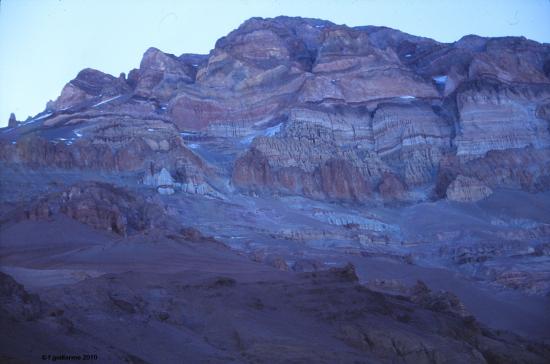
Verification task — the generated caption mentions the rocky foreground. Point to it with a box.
[1,16,550,363]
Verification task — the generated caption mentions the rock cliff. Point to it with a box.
[3,16,549,203]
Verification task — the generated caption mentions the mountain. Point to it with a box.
[3,16,550,202]
[1,16,550,363]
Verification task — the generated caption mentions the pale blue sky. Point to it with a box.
[1,0,549,126]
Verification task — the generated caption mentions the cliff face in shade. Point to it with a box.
[1,16,549,203]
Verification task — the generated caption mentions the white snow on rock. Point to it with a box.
[399,95,415,99]
[433,75,448,84]
[241,123,283,144]
[188,143,200,149]
[92,95,122,108]
[147,128,155,132]
[404,54,412,58]
[264,123,282,137]
[26,112,53,124]
[73,130,83,138]
[240,134,256,145]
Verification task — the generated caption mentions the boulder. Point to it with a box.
[446,175,493,202]
[157,186,175,195]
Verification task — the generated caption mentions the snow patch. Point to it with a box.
[73,130,83,138]
[27,112,53,124]
[180,132,196,137]
[404,54,412,58]
[188,143,200,149]
[399,95,415,99]
[240,123,283,144]
[433,75,448,85]
[240,134,256,145]
[11,141,16,145]
[264,123,282,137]
[92,95,122,108]
[147,128,155,132]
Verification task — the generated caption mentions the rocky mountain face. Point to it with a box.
[1,16,550,362]
[3,16,548,203]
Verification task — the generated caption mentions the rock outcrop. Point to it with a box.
[454,81,550,158]
[0,116,217,198]
[410,280,470,318]
[144,167,176,195]
[11,182,162,236]
[7,113,17,128]
[128,47,203,102]
[52,68,131,111]
[0,272,42,321]
[446,175,493,202]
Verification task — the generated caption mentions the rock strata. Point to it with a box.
[2,16,550,202]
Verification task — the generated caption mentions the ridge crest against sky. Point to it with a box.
[1,0,549,126]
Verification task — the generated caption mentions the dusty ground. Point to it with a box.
[1,165,549,363]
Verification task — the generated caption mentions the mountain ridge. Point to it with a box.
[2,16,550,204]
